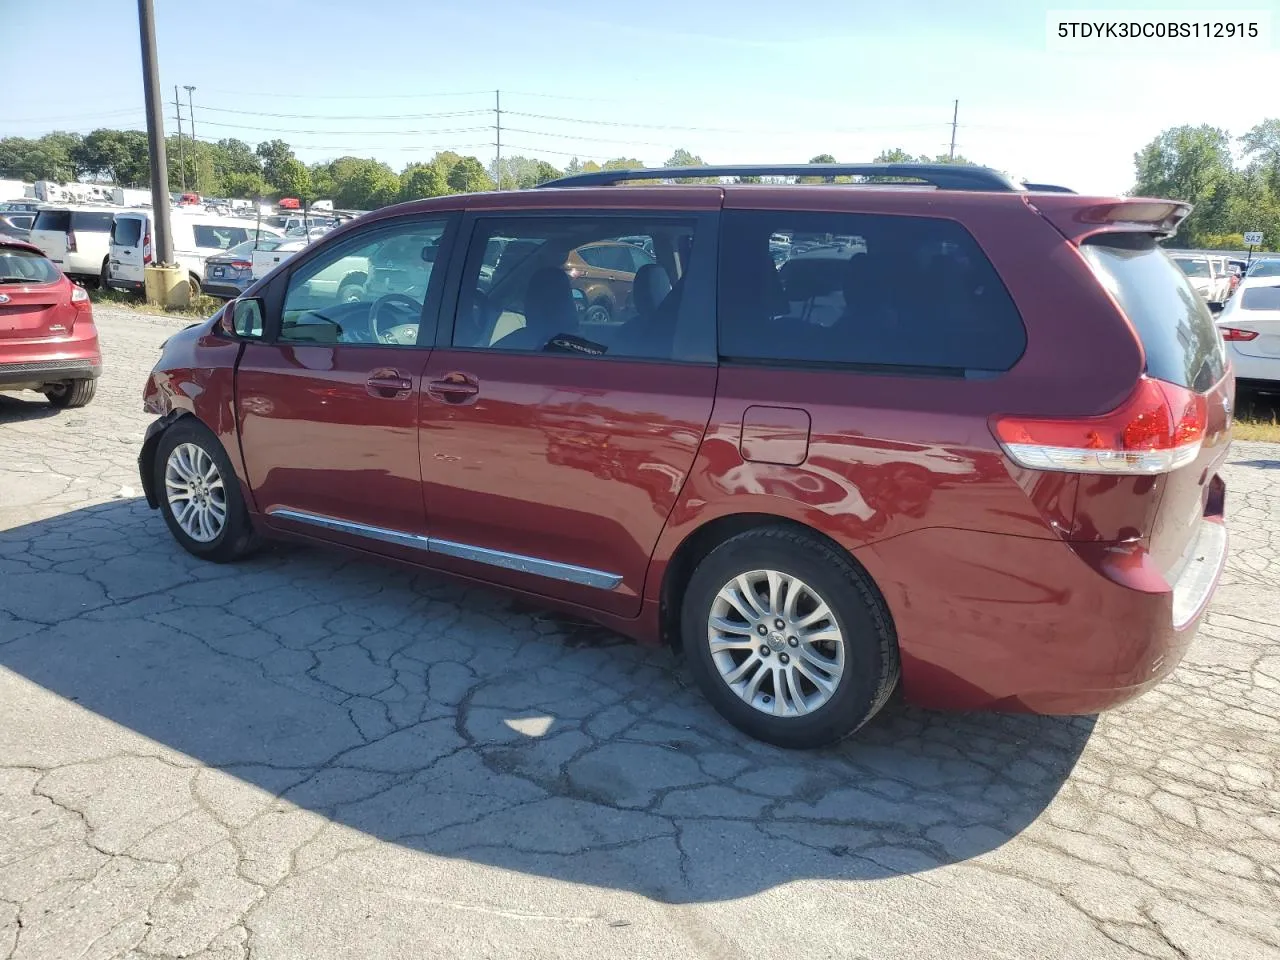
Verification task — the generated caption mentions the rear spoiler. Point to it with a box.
[1026,195,1192,243]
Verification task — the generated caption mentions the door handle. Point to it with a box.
[366,369,413,399]
[426,372,480,404]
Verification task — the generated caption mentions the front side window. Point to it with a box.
[718,209,1026,372]
[279,219,448,346]
[453,217,702,361]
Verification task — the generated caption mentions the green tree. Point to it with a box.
[275,157,313,202]
[1133,125,1234,247]
[664,148,715,184]
[256,139,297,193]
[73,129,150,186]
[874,148,918,164]
[400,162,448,200]
[221,171,268,199]
[446,156,494,193]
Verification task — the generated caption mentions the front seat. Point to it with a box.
[491,267,578,351]
[632,263,671,321]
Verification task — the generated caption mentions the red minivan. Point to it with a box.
[0,238,101,408]
[137,164,1232,748]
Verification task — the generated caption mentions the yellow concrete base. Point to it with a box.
[143,265,189,308]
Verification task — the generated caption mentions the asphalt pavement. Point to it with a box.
[1,306,1277,960]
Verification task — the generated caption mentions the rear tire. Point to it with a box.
[188,274,202,299]
[680,526,899,749]
[99,258,110,290]
[153,418,259,562]
[45,379,96,408]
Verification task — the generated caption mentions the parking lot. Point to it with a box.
[1,306,1277,960]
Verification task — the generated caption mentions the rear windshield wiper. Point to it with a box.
[0,277,37,284]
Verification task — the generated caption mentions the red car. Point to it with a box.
[0,238,101,408]
[138,163,1232,748]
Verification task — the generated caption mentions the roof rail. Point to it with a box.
[537,163,1021,192]
[1022,182,1076,194]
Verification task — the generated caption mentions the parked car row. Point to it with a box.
[1217,256,1280,393]
[136,163,1233,748]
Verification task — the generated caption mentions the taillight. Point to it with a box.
[991,376,1207,475]
[65,231,76,253]
[143,230,152,265]
[1221,328,1258,341]
[229,259,251,269]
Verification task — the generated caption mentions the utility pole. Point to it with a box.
[137,0,172,264]
[494,89,502,190]
[949,99,959,161]
[173,85,186,190]
[184,85,198,194]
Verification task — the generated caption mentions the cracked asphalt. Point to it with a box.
[1,306,1278,960]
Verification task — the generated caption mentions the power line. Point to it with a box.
[0,108,144,123]
[502,126,682,149]
[503,109,949,138]
[198,87,493,101]
[194,105,490,121]
[192,119,493,136]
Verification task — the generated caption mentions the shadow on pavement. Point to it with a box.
[0,393,61,422]
[0,498,1095,903]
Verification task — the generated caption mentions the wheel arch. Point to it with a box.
[657,512,887,653]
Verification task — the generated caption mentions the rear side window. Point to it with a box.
[1241,285,1280,311]
[71,212,114,232]
[718,210,1026,373]
[112,217,143,247]
[0,247,60,284]
[1082,235,1226,392]
[193,225,250,249]
[33,210,71,232]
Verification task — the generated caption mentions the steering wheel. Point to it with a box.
[368,293,421,345]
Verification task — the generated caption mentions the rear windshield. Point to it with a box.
[32,209,71,232]
[1241,285,1280,311]
[71,212,114,232]
[1082,235,1226,392]
[0,247,60,284]
[1173,257,1211,278]
[112,217,143,247]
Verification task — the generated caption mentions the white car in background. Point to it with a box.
[1170,253,1231,307]
[1217,276,1280,392]
[107,211,282,297]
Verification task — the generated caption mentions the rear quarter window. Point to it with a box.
[718,209,1026,373]
[32,210,71,232]
[71,212,115,232]
[1081,235,1226,392]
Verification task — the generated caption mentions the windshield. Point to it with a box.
[1173,258,1211,278]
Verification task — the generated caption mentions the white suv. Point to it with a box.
[29,205,121,285]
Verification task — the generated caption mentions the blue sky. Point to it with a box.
[2,0,1276,193]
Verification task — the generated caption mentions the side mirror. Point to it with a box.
[218,297,265,339]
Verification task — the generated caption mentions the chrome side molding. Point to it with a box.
[265,507,623,590]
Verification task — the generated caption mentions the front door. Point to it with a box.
[420,212,719,617]
[235,214,455,560]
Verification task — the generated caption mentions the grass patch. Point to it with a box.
[89,286,221,319]
[1233,391,1280,443]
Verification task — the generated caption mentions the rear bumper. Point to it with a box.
[0,326,102,388]
[859,511,1229,715]
[203,279,248,299]
[107,278,145,293]
[1227,348,1280,386]
[0,356,102,388]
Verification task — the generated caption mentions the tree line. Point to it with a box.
[1,128,985,209]
[1133,119,1280,250]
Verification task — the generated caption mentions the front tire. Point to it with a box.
[681,526,899,749]
[154,419,258,562]
[45,379,97,408]
[584,301,612,325]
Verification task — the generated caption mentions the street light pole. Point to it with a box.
[136,0,172,264]
[184,85,198,195]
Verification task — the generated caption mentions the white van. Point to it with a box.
[107,211,282,296]
[30,205,122,284]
